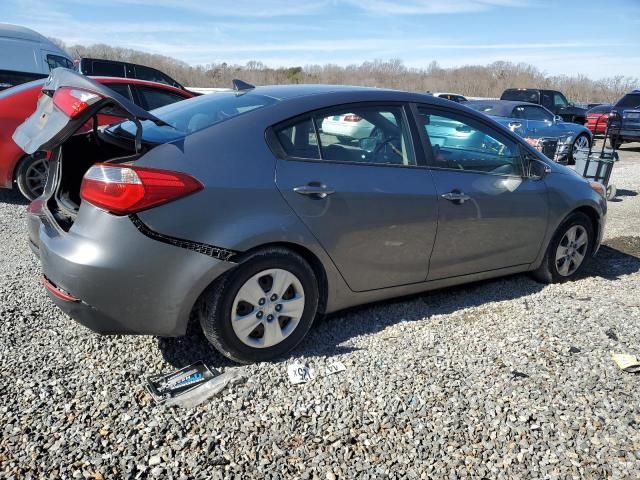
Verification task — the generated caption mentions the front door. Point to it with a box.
[414,105,549,280]
[273,104,439,292]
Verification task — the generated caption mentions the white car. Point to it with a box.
[320,111,399,142]
[320,113,375,141]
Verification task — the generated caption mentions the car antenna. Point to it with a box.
[232,79,255,91]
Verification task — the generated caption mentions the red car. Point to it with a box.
[585,104,612,135]
[0,75,194,199]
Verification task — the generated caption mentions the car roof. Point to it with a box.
[237,83,454,105]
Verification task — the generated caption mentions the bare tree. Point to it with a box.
[54,38,637,103]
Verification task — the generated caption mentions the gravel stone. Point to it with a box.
[1,140,639,478]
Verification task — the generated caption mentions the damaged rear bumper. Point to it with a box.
[28,200,236,336]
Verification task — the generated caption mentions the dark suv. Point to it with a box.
[77,58,186,91]
[500,88,588,125]
[609,90,640,148]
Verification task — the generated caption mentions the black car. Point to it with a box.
[609,90,640,148]
[500,88,588,125]
[77,58,187,91]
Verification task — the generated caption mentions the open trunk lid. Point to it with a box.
[13,67,164,155]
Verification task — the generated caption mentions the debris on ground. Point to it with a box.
[611,353,640,373]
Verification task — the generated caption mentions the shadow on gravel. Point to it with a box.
[0,188,28,206]
[158,237,640,367]
[581,236,640,280]
[614,189,637,198]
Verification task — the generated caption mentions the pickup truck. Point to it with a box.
[500,88,588,125]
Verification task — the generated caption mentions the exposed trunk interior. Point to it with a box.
[46,130,143,231]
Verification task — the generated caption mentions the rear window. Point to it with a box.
[615,94,640,109]
[501,89,540,103]
[111,91,278,143]
[587,104,611,114]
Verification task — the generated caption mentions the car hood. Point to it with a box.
[12,68,163,155]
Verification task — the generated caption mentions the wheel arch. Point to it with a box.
[188,240,330,333]
[230,241,329,315]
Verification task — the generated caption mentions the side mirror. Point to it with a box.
[528,158,552,180]
[359,137,377,153]
[554,115,563,123]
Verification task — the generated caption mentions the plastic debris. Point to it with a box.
[325,362,346,376]
[288,363,315,384]
[164,368,246,408]
[146,361,216,404]
[146,362,246,408]
[611,353,640,373]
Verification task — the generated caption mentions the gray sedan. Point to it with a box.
[467,100,593,164]
[16,69,606,363]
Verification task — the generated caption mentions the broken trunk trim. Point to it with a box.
[128,214,238,262]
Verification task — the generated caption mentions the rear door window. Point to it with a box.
[134,65,177,87]
[90,61,126,77]
[314,105,415,166]
[136,86,186,110]
[103,83,133,102]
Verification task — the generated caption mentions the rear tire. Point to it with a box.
[199,248,319,363]
[15,154,49,200]
[531,212,594,284]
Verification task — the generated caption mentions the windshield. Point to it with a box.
[110,91,279,143]
[615,93,640,109]
[501,90,540,103]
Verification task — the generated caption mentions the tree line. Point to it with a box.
[55,40,637,103]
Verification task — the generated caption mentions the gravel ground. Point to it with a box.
[1,143,639,479]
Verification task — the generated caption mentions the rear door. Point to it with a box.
[413,105,548,280]
[273,103,439,292]
[12,68,162,155]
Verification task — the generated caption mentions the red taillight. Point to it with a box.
[53,87,103,118]
[343,114,362,122]
[80,164,203,215]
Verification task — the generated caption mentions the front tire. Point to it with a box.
[199,248,319,363]
[15,154,49,200]
[531,212,594,284]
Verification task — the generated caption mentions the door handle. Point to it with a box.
[441,191,471,204]
[293,184,335,199]
[508,122,522,131]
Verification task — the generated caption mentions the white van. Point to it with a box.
[0,23,74,91]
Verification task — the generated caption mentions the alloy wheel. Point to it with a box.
[231,268,306,348]
[24,157,49,198]
[573,135,589,152]
[555,225,588,276]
